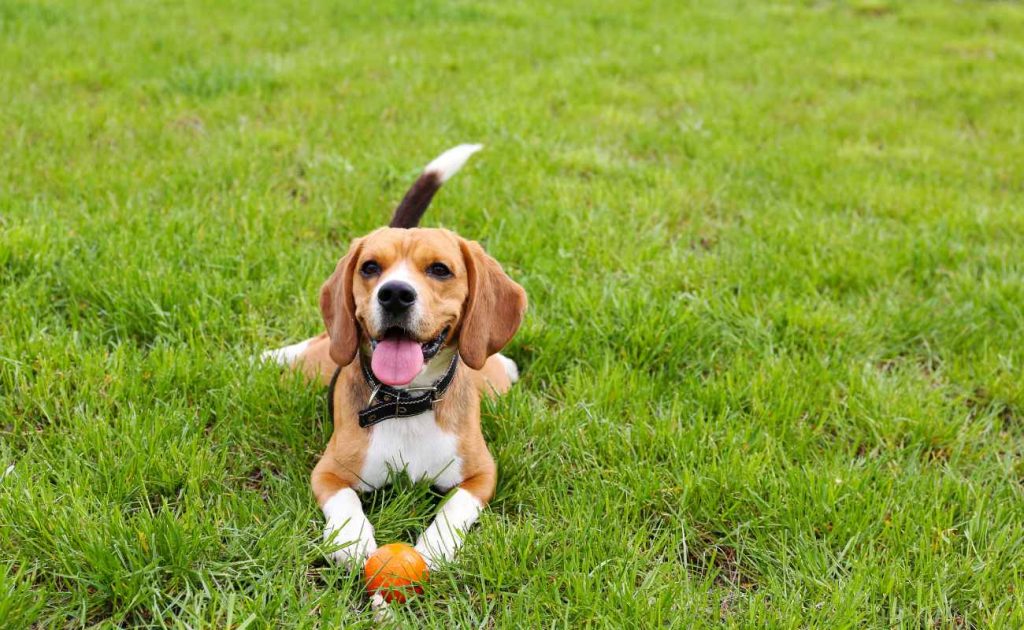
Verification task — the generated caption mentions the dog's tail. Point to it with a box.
[389,144,483,228]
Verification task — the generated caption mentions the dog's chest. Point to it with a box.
[356,411,463,492]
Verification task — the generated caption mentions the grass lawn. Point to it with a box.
[2,0,1024,626]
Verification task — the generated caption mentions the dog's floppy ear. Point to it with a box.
[319,238,364,367]
[457,238,527,370]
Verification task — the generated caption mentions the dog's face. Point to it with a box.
[320,227,526,385]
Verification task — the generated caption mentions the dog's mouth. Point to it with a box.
[368,326,450,386]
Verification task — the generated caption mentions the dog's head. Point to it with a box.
[319,227,526,385]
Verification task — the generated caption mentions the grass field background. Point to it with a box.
[2,0,1024,626]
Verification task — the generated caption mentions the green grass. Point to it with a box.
[2,0,1023,626]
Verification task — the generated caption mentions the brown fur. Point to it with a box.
[389,172,442,229]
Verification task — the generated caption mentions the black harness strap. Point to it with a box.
[326,365,342,423]
[325,354,460,429]
[357,353,459,428]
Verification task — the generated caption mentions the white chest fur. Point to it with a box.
[356,411,463,492]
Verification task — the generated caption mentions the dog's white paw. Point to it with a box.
[412,541,440,571]
[260,339,311,366]
[327,537,376,567]
[322,489,377,568]
[496,353,519,383]
[414,488,483,569]
[325,523,377,567]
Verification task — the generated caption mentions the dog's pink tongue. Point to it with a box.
[371,338,424,386]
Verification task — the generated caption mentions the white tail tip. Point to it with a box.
[424,144,483,183]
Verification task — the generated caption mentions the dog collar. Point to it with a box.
[339,352,459,428]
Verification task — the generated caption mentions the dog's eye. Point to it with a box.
[426,262,452,279]
[360,260,381,277]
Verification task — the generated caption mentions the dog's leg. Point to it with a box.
[414,471,495,568]
[312,469,377,566]
[495,353,519,383]
[475,353,519,398]
[260,338,312,365]
[261,333,338,385]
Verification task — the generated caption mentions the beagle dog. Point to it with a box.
[264,145,526,570]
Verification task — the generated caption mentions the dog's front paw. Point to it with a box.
[326,529,377,567]
[322,488,377,568]
[412,541,438,570]
[324,523,377,567]
[414,488,483,569]
[414,532,457,570]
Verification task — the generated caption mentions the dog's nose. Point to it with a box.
[377,281,417,315]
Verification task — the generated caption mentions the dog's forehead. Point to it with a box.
[360,227,461,262]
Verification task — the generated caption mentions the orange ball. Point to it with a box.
[364,543,429,603]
